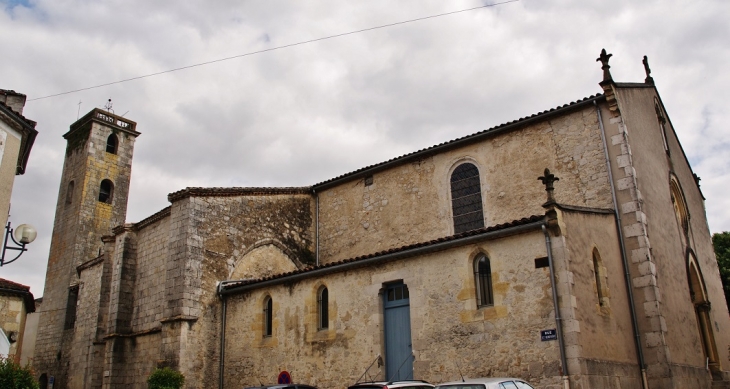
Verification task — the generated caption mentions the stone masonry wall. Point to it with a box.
[131,215,170,333]
[68,259,104,388]
[188,192,314,388]
[316,106,613,265]
[223,231,563,389]
[606,87,730,387]
[36,112,138,388]
[552,209,642,389]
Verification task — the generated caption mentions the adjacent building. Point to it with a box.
[0,278,36,362]
[0,89,38,365]
[33,52,730,389]
[0,89,37,232]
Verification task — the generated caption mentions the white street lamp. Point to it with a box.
[1,222,37,266]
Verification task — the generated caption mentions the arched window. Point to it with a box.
[670,178,689,234]
[593,248,609,307]
[318,286,329,330]
[263,295,273,337]
[451,163,484,234]
[99,179,114,204]
[106,134,118,154]
[474,254,493,307]
[655,102,670,154]
[65,181,74,205]
[687,254,720,371]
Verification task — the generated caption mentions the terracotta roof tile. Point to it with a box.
[220,215,544,291]
[0,278,30,292]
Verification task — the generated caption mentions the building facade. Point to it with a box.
[0,278,35,362]
[0,89,37,232]
[34,53,730,389]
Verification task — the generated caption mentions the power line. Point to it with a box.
[28,1,518,102]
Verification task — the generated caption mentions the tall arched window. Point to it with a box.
[593,248,609,307]
[670,178,689,234]
[474,254,493,307]
[451,163,484,234]
[99,179,114,204]
[106,134,118,154]
[687,254,720,372]
[655,101,670,154]
[65,181,75,205]
[318,286,329,330]
[263,296,273,337]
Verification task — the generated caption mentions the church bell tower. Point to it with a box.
[34,107,139,388]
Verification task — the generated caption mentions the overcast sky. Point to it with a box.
[2,0,728,297]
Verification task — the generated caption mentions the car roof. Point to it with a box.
[436,378,526,386]
[350,380,434,388]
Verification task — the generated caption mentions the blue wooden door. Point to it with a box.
[383,283,413,381]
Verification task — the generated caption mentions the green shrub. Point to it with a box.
[0,357,39,389]
[147,367,185,389]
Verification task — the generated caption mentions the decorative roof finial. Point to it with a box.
[538,168,560,205]
[596,49,613,82]
[104,98,113,113]
[643,55,654,85]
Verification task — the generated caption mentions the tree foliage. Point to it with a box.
[0,357,39,389]
[147,367,185,389]
[712,231,730,311]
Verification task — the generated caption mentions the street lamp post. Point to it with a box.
[0,222,37,267]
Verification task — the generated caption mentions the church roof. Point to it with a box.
[312,94,605,191]
[219,214,545,296]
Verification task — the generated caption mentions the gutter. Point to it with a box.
[541,225,569,389]
[314,189,320,266]
[219,292,227,389]
[594,101,648,389]
[219,220,544,296]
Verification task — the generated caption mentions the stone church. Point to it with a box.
[33,52,730,389]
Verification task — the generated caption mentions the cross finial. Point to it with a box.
[538,168,560,205]
[643,55,654,85]
[596,49,613,82]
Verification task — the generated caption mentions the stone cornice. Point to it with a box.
[167,187,311,203]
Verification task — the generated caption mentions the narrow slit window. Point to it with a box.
[106,134,118,154]
[64,286,79,329]
[99,179,114,204]
[451,163,484,234]
[65,180,75,205]
[263,296,273,337]
[318,286,329,330]
[593,249,606,306]
[474,254,494,307]
[655,103,670,155]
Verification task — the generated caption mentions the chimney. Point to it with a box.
[0,89,28,116]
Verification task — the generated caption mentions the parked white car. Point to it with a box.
[436,378,535,389]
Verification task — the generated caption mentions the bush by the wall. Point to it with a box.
[0,357,39,389]
[147,367,185,389]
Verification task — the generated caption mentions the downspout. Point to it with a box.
[541,224,570,389]
[594,101,649,389]
[218,284,228,389]
[314,189,320,266]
